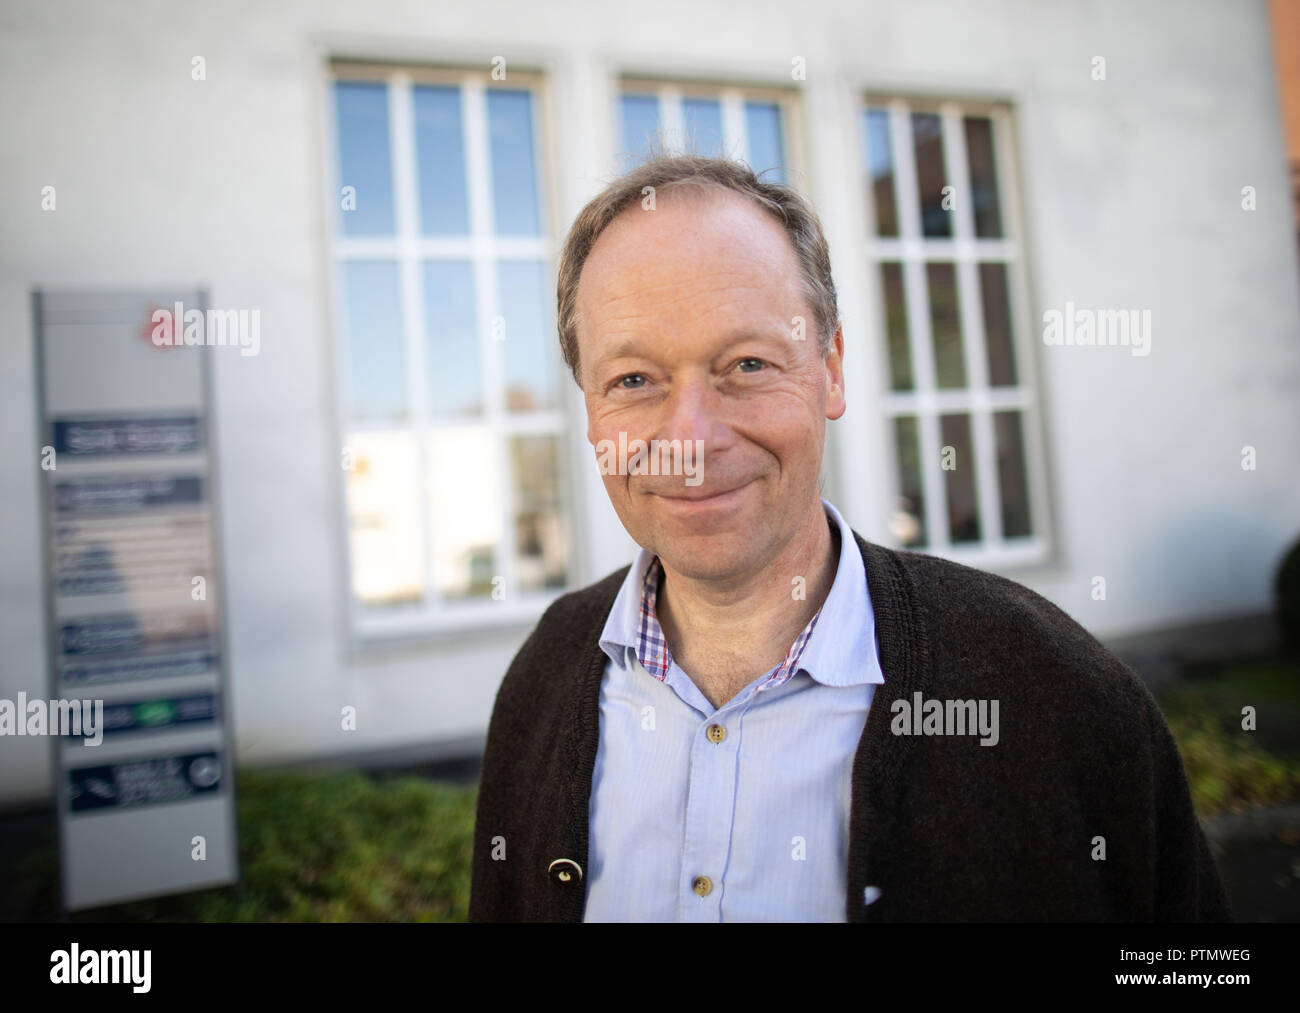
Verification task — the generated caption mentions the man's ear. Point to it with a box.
[825,325,846,421]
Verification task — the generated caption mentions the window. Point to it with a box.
[861,97,1048,563]
[327,63,572,634]
[615,78,800,181]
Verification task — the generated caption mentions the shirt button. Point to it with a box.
[692,875,713,897]
[705,723,726,744]
[548,858,583,885]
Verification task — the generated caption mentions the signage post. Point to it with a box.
[33,290,239,912]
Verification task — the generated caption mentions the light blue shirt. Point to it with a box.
[583,498,885,921]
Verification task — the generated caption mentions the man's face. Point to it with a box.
[575,185,845,583]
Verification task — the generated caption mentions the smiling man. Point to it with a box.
[468,155,1230,922]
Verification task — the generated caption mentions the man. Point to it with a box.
[468,154,1230,922]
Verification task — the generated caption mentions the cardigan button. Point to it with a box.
[548,858,583,885]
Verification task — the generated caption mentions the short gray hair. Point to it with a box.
[556,153,840,386]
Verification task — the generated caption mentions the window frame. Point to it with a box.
[323,59,579,641]
[614,75,807,185]
[859,93,1053,569]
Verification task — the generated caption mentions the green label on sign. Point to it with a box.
[135,700,176,726]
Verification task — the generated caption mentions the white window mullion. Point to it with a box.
[499,411,568,434]
[389,74,440,615]
[943,103,1002,545]
[867,237,1018,262]
[942,104,976,245]
[970,373,1002,542]
[993,108,1036,421]
[890,100,922,246]
[660,86,684,155]
[883,387,1031,416]
[918,408,947,551]
[465,77,516,600]
[891,99,947,549]
[465,81,499,416]
[721,88,746,164]
[993,106,1050,551]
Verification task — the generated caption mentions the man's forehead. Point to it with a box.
[595,184,784,256]
[577,187,801,311]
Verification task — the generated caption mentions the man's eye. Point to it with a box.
[736,358,765,372]
[616,374,646,389]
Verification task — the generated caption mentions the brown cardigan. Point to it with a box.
[469,531,1231,921]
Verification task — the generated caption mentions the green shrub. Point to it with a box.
[1158,655,1300,819]
[1164,711,1300,818]
[1277,534,1300,648]
[41,768,479,922]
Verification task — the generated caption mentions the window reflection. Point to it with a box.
[911,112,951,238]
[891,416,926,547]
[979,262,1017,387]
[745,102,784,182]
[940,413,980,543]
[964,116,1003,238]
[414,85,469,235]
[863,108,898,236]
[510,435,569,591]
[927,262,966,388]
[620,94,660,170]
[497,259,555,412]
[682,97,724,157]
[342,261,406,423]
[880,262,912,391]
[424,260,481,416]
[994,411,1032,538]
[346,432,424,607]
[488,90,542,235]
[335,81,395,236]
[428,427,501,600]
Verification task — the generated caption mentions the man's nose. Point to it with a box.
[654,373,723,447]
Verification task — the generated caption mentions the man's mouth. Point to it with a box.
[653,479,753,507]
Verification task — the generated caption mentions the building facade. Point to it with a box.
[1,0,1298,806]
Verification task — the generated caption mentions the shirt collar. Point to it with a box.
[598,498,884,689]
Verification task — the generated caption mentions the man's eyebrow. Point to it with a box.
[591,328,792,368]
[713,327,792,351]
[592,338,647,364]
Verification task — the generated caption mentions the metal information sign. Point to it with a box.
[33,290,239,911]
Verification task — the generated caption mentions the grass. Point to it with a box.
[1157,654,1300,820]
[17,769,479,923]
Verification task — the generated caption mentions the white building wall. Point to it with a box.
[1,0,1296,805]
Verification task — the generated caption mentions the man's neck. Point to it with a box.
[656,501,841,710]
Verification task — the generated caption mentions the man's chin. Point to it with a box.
[657,548,757,584]
[640,519,760,582]
[615,482,771,572]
